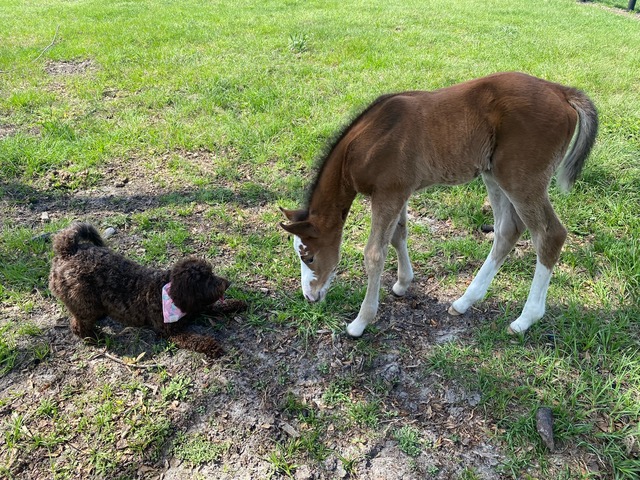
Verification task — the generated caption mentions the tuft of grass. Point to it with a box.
[458,467,482,480]
[0,331,18,375]
[161,375,193,402]
[347,399,381,429]
[394,425,423,457]
[31,342,51,362]
[265,441,299,478]
[35,398,59,418]
[3,413,25,449]
[288,32,309,54]
[173,433,229,466]
[337,452,359,476]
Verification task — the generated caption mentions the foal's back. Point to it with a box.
[344,72,580,196]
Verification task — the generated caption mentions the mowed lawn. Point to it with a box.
[1,0,639,479]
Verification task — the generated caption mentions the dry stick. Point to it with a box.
[0,25,60,73]
[32,25,60,63]
[96,349,163,370]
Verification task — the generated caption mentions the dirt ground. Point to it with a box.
[0,154,584,479]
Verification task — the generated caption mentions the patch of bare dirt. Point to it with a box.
[2,149,261,225]
[45,59,96,76]
[0,123,18,139]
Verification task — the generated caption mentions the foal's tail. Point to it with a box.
[557,89,599,192]
[53,223,106,259]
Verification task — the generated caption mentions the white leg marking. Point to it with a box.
[391,205,413,296]
[509,258,552,334]
[347,314,372,338]
[347,200,408,337]
[347,219,394,337]
[392,240,413,296]
[450,256,500,315]
[347,250,384,337]
[347,295,379,337]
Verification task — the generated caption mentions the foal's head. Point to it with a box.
[280,208,342,302]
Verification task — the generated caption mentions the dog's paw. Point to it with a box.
[169,333,225,358]
[208,298,248,316]
[76,328,103,345]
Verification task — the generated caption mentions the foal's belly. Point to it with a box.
[414,153,489,189]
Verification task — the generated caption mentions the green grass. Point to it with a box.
[592,0,639,10]
[1,0,639,478]
[394,425,424,457]
[161,375,193,402]
[0,329,18,375]
[173,433,229,466]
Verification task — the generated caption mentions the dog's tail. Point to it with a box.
[53,223,106,259]
[168,332,225,358]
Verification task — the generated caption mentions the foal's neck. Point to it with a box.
[307,144,356,229]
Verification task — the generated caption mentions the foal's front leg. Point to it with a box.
[347,200,404,337]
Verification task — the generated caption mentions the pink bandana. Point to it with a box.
[162,283,186,323]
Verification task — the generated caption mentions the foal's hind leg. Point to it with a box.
[390,201,414,296]
[507,199,567,334]
[347,194,408,337]
[449,173,525,316]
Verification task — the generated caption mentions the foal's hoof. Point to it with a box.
[507,325,526,336]
[391,282,409,297]
[346,320,367,338]
[447,305,462,316]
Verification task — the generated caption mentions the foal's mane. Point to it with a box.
[304,92,399,209]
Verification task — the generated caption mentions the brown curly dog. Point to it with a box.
[49,222,245,358]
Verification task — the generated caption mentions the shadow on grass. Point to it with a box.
[0,179,280,216]
[0,178,282,298]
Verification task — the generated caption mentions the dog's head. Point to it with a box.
[168,258,229,313]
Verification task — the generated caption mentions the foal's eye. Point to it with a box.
[303,256,314,265]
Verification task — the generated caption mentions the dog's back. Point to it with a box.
[52,223,105,259]
[50,222,167,336]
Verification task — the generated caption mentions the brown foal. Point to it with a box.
[280,72,598,337]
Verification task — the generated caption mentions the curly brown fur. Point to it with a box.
[205,298,248,317]
[49,222,243,358]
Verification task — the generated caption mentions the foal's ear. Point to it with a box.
[279,220,319,238]
[279,207,308,222]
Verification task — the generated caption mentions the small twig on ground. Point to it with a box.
[0,25,60,73]
[423,280,441,297]
[32,25,60,63]
[93,349,162,370]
